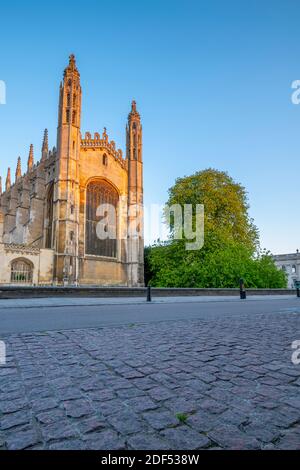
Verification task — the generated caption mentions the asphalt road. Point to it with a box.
[0,296,299,334]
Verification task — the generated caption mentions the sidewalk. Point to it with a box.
[0,295,296,309]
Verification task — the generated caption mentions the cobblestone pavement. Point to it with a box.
[1,308,300,450]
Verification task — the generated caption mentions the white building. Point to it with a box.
[273,251,300,288]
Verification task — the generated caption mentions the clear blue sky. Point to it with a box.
[0,0,299,253]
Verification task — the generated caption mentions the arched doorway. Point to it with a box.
[11,259,33,284]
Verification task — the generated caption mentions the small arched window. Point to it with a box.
[292,265,297,274]
[103,154,108,166]
[11,259,33,284]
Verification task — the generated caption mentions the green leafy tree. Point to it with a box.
[145,169,287,289]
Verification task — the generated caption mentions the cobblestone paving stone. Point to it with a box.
[0,309,300,450]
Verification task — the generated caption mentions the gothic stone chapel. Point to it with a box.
[0,55,144,286]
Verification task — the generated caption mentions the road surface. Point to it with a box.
[0,295,299,334]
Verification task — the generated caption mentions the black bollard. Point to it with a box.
[147,285,152,302]
[297,288,300,298]
[239,278,247,300]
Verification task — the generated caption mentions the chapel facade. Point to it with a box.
[0,55,144,286]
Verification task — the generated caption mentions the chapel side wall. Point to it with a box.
[0,245,10,283]
[38,249,55,284]
[24,164,47,247]
[79,258,127,286]
[4,187,18,241]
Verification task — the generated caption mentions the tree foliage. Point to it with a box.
[145,169,287,289]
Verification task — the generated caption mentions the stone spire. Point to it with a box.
[102,127,108,141]
[6,168,11,192]
[54,54,82,284]
[64,54,80,77]
[129,100,140,119]
[127,100,142,161]
[28,144,34,171]
[69,54,76,69]
[58,54,81,130]
[132,100,137,113]
[126,99,144,286]
[42,129,48,160]
[15,157,22,181]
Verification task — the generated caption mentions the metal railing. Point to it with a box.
[10,267,33,284]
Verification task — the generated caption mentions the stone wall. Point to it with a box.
[0,244,54,285]
[0,286,296,299]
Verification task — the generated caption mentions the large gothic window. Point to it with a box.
[11,259,33,284]
[85,180,118,257]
